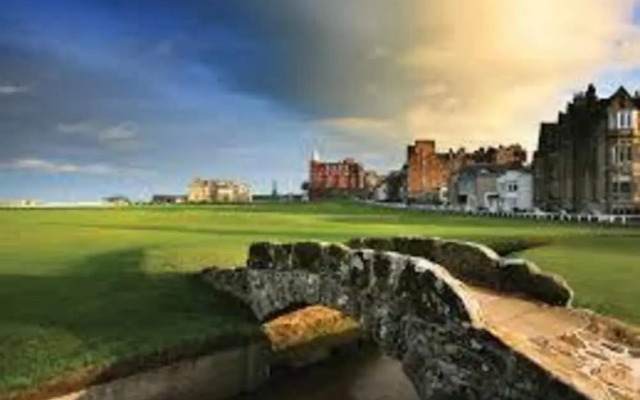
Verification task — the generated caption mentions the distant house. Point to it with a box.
[0,199,39,207]
[103,196,131,206]
[496,169,534,212]
[449,166,533,212]
[188,179,252,203]
[449,165,504,212]
[151,195,187,205]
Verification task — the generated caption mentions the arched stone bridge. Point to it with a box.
[202,237,639,400]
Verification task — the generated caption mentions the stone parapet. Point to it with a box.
[347,236,573,306]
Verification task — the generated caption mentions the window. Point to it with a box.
[620,182,632,193]
[611,110,635,129]
[617,112,623,129]
[612,143,634,164]
[612,175,632,195]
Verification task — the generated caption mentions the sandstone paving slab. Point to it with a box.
[467,287,640,400]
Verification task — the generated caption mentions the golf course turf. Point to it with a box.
[0,201,638,397]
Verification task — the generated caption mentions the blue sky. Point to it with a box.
[1,0,640,200]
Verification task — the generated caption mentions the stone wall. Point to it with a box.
[346,237,573,307]
[202,241,590,400]
[49,344,268,400]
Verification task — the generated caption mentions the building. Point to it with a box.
[533,84,640,214]
[151,195,188,205]
[0,199,39,207]
[449,165,504,211]
[370,169,407,202]
[103,196,131,206]
[308,156,366,200]
[496,169,534,212]
[364,170,382,192]
[406,140,527,202]
[188,179,252,203]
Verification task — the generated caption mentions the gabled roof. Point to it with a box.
[611,86,632,100]
[457,163,506,176]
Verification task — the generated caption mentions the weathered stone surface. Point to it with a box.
[500,259,573,306]
[347,236,574,307]
[528,271,574,307]
[247,243,274,269]
[400,317,588,400]
[292,242,323,272]
[432,239,503,288]
[202,241,603,400]
[362,237,395,252]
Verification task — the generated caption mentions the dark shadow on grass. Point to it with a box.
[0,248,261,400]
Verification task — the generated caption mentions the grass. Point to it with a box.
[0,201,639,396]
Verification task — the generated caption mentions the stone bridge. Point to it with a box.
[202,237,640,400]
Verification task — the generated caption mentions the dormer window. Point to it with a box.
[609,110,635,130]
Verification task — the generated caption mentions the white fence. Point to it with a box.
[363,200,640,226]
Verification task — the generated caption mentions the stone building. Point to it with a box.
[308,156,367,200]
[406,140,527,201]
[188,179,252,203]
[533,84,640,214]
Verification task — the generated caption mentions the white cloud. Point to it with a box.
[57,120,141,151]
[98,122,138,143]
[0,158,147,176]
[0,85,29,95]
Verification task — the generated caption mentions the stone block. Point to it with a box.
[500,258,541,291]
[292,242,323,272]
[500,258,573,306]
[362,237,395,251]
[345,237,365,249]
[406,237,439,259]
[529,272,574,307]
[272,244,293,269]
[321,243,350,273]
[247,242,274,269]
[432,240,502,288]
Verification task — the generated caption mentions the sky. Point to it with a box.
[2,0,640,200]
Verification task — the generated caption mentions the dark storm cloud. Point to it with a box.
[103,0,425,120]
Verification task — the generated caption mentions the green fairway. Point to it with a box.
[0,202,638,396]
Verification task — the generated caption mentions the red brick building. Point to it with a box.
[308,157,366,200]
[407,140,526,201]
